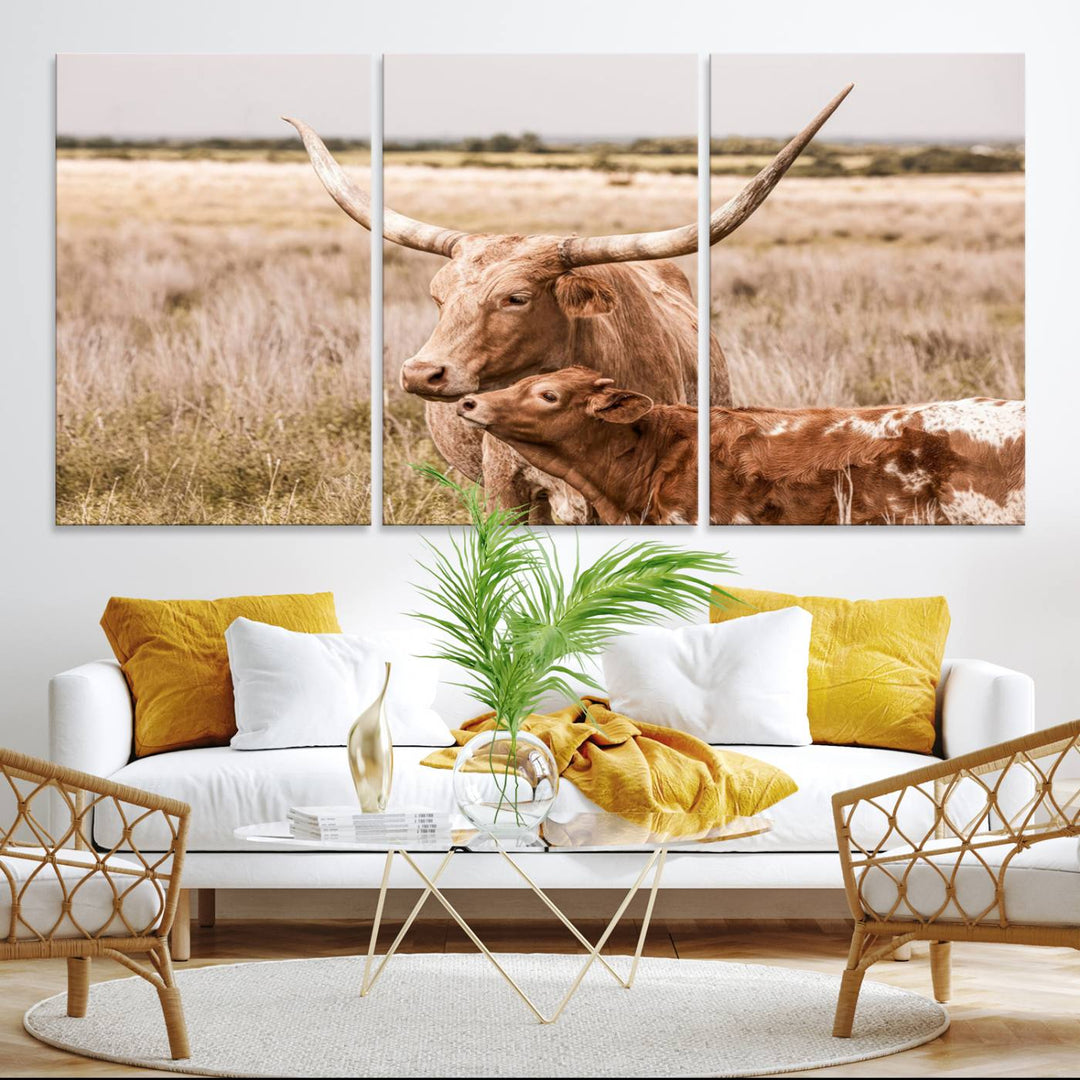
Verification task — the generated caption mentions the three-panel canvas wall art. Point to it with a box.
[56,53,1025,526]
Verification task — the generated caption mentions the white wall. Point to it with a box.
[3,0,1079,769]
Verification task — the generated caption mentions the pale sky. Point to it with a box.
[713,54,1024,141]
[57,55,371,139]
[385,55,696,139]
[57,53,1023,142]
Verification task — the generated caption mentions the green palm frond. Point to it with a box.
[409,466,738,735]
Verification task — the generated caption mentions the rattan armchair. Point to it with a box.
[832,718,1080,1038]
[0,747,191,1059]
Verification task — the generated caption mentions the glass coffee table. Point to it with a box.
[236,810,770,1024]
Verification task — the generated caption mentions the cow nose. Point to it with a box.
[401,357,448,393]
[457,397,486,423]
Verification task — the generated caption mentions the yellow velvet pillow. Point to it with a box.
[101,593,341,758]
[710,588,949,753]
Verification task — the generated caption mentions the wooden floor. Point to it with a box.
[3,919,1078,1077]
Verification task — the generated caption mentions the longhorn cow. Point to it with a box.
[286,85,853,522]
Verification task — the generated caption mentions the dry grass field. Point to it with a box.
[56,158,372,525]
[382,166,1023,524]
[709,173,1025,409]
[58,155,1022,527]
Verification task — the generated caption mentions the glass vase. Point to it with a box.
[347,662,393,813]
[452,728,558,840]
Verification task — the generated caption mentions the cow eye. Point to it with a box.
[505,294,530,307]
[541,391,557,403]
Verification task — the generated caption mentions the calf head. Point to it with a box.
[457,366,654,447]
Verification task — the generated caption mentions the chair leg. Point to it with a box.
[172,889,191,961]
[833,968,866,1038]
[930,940,952,1002]
[892,937,912,961]
[833,925,869,1038]
[198,888,216,928]
[66,956,91,1017]
[154,944,191,1060]
[156,985,190,1059]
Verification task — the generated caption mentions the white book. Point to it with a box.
[291,823,447,837]
[289,823,452,844]
[287,829,447,838]
[289,806,440,817]
[288,805,441,826]
[289,817,447,830]
[291,832,452,844]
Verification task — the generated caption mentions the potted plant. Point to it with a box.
[411,467,736,838]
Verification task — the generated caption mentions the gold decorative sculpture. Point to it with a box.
[347,662,393,812]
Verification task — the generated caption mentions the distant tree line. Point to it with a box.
[383,133,702,154]
[56,132,1024,175]
[862,146,1024,175]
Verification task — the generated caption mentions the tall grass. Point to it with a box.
[709,174,1024,408]
[56,159,371,525]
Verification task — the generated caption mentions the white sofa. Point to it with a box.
[49,656,1033,953]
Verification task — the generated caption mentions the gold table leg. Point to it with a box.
[627,847,666,988]
[362,849,455,995]
[360,844,670,1023]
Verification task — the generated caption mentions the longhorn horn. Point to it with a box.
[560,83,854,268]
[284,117,466,257]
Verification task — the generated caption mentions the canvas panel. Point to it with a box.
[55,54,372,525]
[708,53,1025,526]
[382,54,699,526]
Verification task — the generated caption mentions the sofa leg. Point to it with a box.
[66,956,91,1017]
[198,888,216,928]
[892,938,913,961]
[930,940,952,1002]
[832,967,865,1038]
[172,889,191,962]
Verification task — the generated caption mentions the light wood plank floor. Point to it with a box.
[2,919,1077,1077]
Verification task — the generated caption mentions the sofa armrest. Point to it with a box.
[938,658,1034,760]
[49,660,134,779]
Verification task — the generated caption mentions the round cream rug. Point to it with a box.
[25,953,948,1077]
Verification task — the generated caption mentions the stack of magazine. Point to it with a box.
[287,806,452,846]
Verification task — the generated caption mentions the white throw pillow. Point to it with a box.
[601,608,813,745]
[225,618,454,749]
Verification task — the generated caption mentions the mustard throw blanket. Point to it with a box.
[422,699,797,832]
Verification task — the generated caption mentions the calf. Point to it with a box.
[456,367,1025,526]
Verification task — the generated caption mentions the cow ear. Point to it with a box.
[554,273,618,317]
[586,388,654,424]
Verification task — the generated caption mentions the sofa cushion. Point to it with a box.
[226,618,453,750]
[710,588,950,753]
[0,848,164,940]
[98,742,957,854]
[100,592,342,758]
[603,609,813,745]
[709,744,983,854]
[860,836,1080,926]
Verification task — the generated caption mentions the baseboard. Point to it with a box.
[207,887,852,921]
